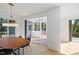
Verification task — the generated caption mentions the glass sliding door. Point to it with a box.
[69,19,79,42]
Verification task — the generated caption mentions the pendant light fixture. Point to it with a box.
[2,3,18,27]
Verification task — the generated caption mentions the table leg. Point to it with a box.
[23,47,24,55]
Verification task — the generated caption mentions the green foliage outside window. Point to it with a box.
[72,19,79,37]
[72,19,79,32]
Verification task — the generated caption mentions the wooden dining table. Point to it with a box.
[0,37,29,55]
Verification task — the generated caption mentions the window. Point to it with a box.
[0,18,7,36]
[0,18,16,37]
[34,22,40,31]
[41,22,46,31]
[9,27,15,34]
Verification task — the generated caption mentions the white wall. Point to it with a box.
[16,17,25,38]
[60,4,79,41]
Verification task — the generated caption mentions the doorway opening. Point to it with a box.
[60,19,79,55]
[69,19,79,42]
[25,16,47,46]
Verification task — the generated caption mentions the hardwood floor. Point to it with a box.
[19,38,63,55]
[20,43,63,55]
[61,41,79,55]
[20,38,79,55]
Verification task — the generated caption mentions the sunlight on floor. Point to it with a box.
[60,42,79,55]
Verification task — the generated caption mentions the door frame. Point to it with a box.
[69,20,72,41]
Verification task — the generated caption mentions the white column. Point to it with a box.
[47,7,60,51]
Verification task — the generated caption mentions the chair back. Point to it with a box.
[27,37,31,43]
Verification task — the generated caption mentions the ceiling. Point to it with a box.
[0,3,57,19]
[0,3,79,19]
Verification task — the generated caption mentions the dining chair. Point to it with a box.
[20,37,31,55]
